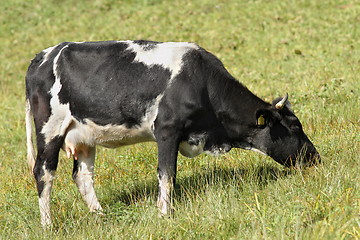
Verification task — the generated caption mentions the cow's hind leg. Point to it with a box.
[34,136,63,226]
[72,146,103,213]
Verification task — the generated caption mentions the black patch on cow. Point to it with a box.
[55,41,171,127]
[33,135,64,196]
[133,40,160,50]
[72,159,79,181]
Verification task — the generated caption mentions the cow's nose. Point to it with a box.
[285,150,321,168]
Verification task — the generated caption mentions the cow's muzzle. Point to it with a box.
[305,150,321,166]
[284,148,321,168]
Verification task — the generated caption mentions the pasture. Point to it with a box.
[0,0,359,239]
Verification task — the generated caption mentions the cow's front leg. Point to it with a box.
[156,133,179,216]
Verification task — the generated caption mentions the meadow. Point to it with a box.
[0,0,359,239]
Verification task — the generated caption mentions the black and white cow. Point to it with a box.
[25,40,320,225]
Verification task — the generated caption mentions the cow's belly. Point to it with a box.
[63,118,156,159]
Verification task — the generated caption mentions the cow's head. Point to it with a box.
[250,94,320,167]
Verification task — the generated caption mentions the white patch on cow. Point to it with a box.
[41,45,72,144]
[39,166,55,226]
[157,174,173,216]
[73,147,103,212]
[125,41,199,80]
[39,196,52,226]
[39,45,56,67]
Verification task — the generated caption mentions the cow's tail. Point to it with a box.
[26,99,36,172]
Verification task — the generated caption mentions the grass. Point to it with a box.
[0,0,359,239]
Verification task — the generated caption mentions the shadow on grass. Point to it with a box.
[103,164,293,209]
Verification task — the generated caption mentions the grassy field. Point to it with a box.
[1,0,359,239]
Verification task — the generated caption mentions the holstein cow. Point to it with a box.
[25,40,320,225]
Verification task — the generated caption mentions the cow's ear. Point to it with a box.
[257,114,266,126]
[255,109,270,128]
[255,109,281,127]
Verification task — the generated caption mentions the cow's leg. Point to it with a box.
[72,146,103,213]
[33,136,63,226]
[155,130,180,216]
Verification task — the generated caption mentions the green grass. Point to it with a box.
[1,0,359,239]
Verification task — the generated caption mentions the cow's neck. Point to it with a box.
[208,75,269,140]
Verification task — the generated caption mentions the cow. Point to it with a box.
[25,40,320,226]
